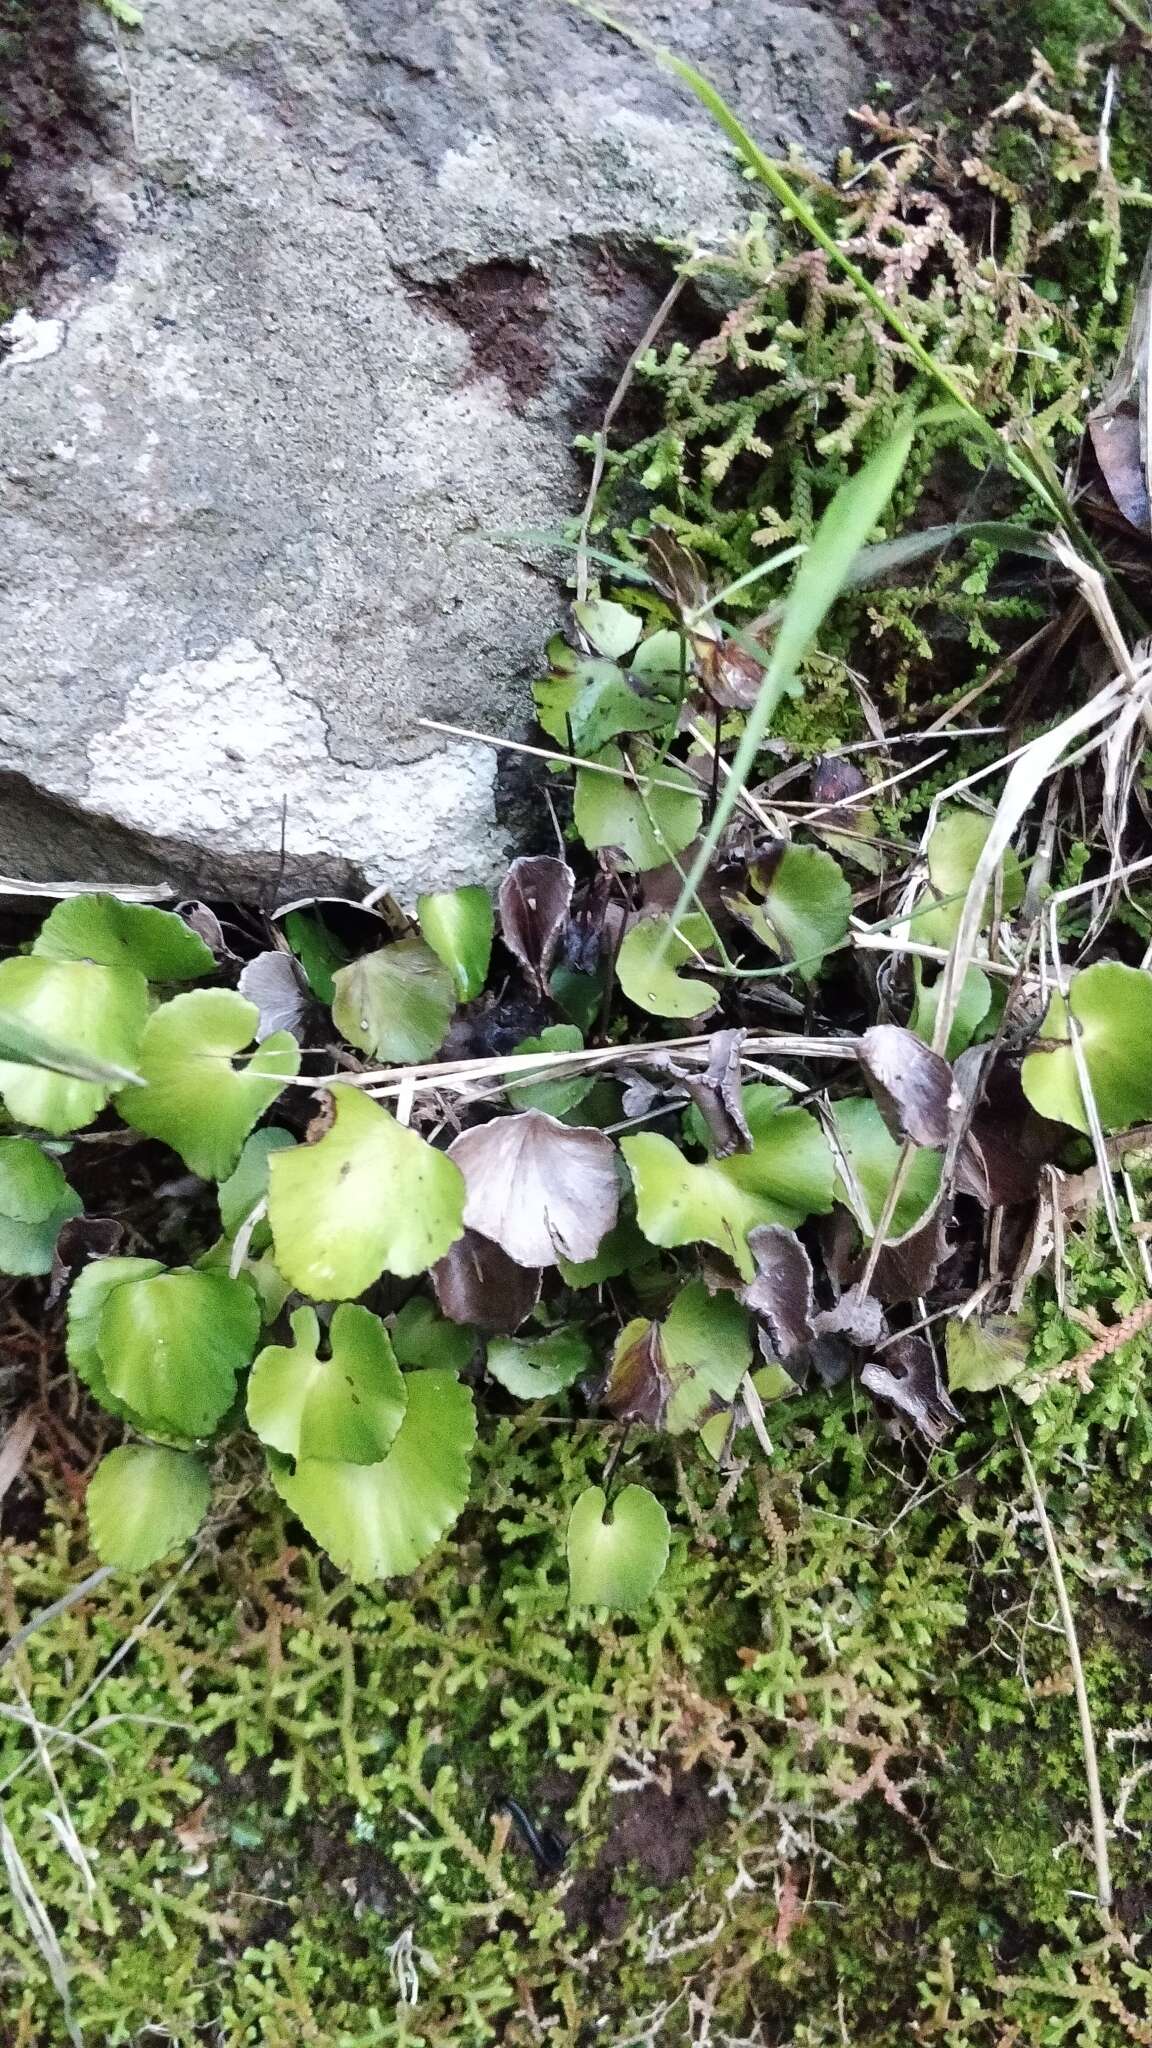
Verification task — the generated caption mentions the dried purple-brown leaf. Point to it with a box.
[499,857,576,995]
[447,1109,619,1268]
[431,1226,542,1332]
[861,1333,961,1446]
[602,1317,671,1429]
[859,1025,959,1150]
[741,1224,815,1362]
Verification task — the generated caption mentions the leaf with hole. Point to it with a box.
[723,842,851,983]
[574,744,703,873]
[417,887,494,1002]
[448,1110,618,1268]
[270,1370,476,1582]
[33,894,216,982]
[99,1268,260,1439]
[0,1138,82,1278]
[269,1085,465,1297]
[117,990,300,1180]
[331,938,455,1064]
[0,957,149,1133]
[624,1085,833,1279]
[87,1445,211,1571]
[1021,962,1152,1135]
[247,1304,407,1464]
[567,1484,670,1612]
[615,913,718,1020]
[486,1326,593,1399]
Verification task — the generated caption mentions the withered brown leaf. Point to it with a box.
[602,1316,671,1429]
[499,857,575,995]
[859,1025,959,1150]
[431,1226,542,1332]
[861,1333,961,1445]
[447,1109,619,1268]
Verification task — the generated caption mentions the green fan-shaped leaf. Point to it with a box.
[33,894,214,981]
[87,1445,211,1571]
[912,809,1024,946]
[830,1097,942,1236]
[724,842,852,983]
[197,1234,290,1327]
[567,1483,670,1612]
[416,888,494,1002]
[67,1257,166,1420]
[615,913,718,1019]
[268,1084,465,1298]
[663,1283,753,1434]
[99,1269,260,1439]
[270,1370,477,1583]
[486,1326,592,1399]
[390,1296,475,1375]
[118,991,300,1180]
[0,1138,82,1277]
[0,957,149,1134]
[946,1311,1035,1394]
[217,1127,296,1243]
[1021,962,1152,1135]
[574,744,702,872]
[623,1085,833,1279]
[535,661,673,755]
[506,1025,596,1117]
[247,1304,407,1464]
[573,598,643,659]
[331,938,455,1063]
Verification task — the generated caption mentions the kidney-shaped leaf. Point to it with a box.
[417,887,494,1002]
[0,956,149,1134]
[1021,962,1152,1135]
[623,1085,833,1279]
[247,1303,407,1463]
[615,913,718,1020]
[567,1483,670,1612]
[486,1326,593,1399]
[830,1097,942,1238]
[448,1110,619,1268]
[723,842,851,983]
[270,1370,476,1583]
[913,808,1024,946]
[331,938,455,1064]
[0,1138,82,1277]
[118,990,300,1180]
[34,894,215,982]
[574,744,703,873]
[100,1269,260,1439]
[67,1256,166,1419]
[87,1444,212,1571]
[269,1085,465,1298]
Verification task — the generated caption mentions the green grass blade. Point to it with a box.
[662,424,915,946]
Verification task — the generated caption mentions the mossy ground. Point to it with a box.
[6,2,1152,2043]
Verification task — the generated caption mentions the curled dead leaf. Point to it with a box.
[859,1025,959,1150]
[499,857,576,995]
[861,1333,961,1446]
[431,1226,542,1332]
[602,1317,671,1429]
[741,1224,815,1362]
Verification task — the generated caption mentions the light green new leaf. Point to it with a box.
[724,843,852,983]
[0,957,149,1134]
[909,963,992,1060]
[662,1282,753,1433]
[567,1483,670,1612]
[573,598,643,658]
[624,1084,833,1279]
[1021,962,1152,1134]
[247,1304,407,1464]
[506,1025,596,1116]
[87,1445,211,1571]
[0,1138,82,1277]
[33,894,214,982]
[416,888,494,1002]
[331,938,455,1063]
[574,743,703,872]
[830,1097,942,1236]
[217,1127,296,1243]
[270,1370,477,1582]
[117,990,300,1180]
[912,809,1025,946]
[536,662,673,755]
[100,1269,260,1439]
[67,1256,165,1420]
[391,1296,475,1375]
[946,1311,1035,1394]
[615,913,718,1019]
[269,1084,465,1298]
[486,1327,593,1399]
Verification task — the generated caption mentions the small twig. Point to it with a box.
[1014,1423,1113,1918]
